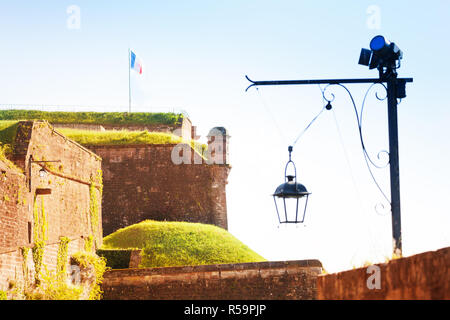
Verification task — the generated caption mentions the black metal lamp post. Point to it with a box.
[246,35,413,256]
[273,146,311,224]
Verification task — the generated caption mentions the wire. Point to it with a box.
[255,83,390,206]
[256,86,327,148]
[255,88,288,144]
[292,105,326,147]
[331,107,382,258]
[292,84,326,146]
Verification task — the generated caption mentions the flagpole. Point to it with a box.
[128,48,131,113]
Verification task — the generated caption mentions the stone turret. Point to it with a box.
[207,127,230,165]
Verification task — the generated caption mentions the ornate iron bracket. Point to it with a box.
[245,73,413,255]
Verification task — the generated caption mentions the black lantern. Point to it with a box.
[273,146,311,224]
[39,168,47,178]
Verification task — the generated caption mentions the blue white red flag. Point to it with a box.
[130,50,143,75]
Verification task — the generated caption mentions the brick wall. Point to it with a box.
[0,161,29,253]
[16,121,103,245]
[87,144,230,236]
[0,237,85,291]
[101,260,323,300]
[317,247,450,300]
[0,121,102,289]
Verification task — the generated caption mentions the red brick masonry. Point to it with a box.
[87,144,230,236]
[0,121,102,290]
[101,260,323,300]
[317,247,450,300]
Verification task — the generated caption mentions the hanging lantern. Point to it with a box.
[39,167,47,178]
[273,146,311,224]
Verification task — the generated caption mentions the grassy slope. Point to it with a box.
[0,119,206,157]
[0,121,19,165]
[102,220,266,268]
[59,128,207,158]
[0,110,182,125]
[0,121,19,145]
[58,129,184,146]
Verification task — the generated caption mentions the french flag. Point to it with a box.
[130,50,143,75]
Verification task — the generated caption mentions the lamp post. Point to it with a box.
[246,35,413,256]
[28,155,61,192]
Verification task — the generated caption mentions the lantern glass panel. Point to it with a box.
[39,168,47,178]
[273,194,309,224]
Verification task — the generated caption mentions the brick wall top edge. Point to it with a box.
[183,117,192,125]
[0,159,25,177]
[85,144,179,149]
[18,121,102,162]
[48,117,190,130]
[48,125,102,161]
[52,123,181,127]
[104,259,322,277]
[318,246,450,278]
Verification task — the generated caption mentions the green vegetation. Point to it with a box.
[89,182,100,243]
[56,237,71,281]
[0,110,182,125]
[33,196,48,243]
[96,249,134,269]
[15,248,107,300]
[59,128,207,158]
[25,267,83,300]
[32,196,48,284]
[0,121,19,163]
[59,129,184,146]
[0,120,19,144]
[31,241,45,284]
[20,247,30,287]
[0,119,207,161]
[70,251,108,300]
[102,220,266,268]
[84,235,94,253]
[0,290,7,300]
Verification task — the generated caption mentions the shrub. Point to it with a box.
[70,251,108,300]
[25,267,83,300]
[96,249,133,269]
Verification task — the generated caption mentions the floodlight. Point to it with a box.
[370,35,388,51]
[358,48,372,66]
[359,35,403,71]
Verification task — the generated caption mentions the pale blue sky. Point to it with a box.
[1,1,449,272]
